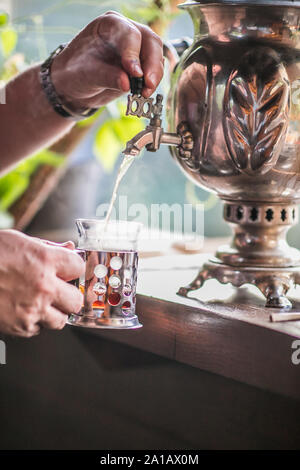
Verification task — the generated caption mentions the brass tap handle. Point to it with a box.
[124,78,193,158]
[126,76,163,121]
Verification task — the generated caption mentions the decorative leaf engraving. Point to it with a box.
[223,47,290,175]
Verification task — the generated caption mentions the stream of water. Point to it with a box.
[103,154,135,229]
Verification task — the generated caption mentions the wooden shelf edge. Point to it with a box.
[75,292,300,401]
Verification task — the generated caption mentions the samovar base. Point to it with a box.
[178,201,300,310]
[177,258,300,309]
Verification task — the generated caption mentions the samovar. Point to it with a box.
[124,0,300,309]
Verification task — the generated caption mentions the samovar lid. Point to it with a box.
[180,0,300,7]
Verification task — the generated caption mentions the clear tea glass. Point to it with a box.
[68,219,142,329]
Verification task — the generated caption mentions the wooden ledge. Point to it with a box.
[78,253,300,401]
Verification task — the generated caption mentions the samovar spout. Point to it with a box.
[122,78,193,159]
[123,127,159,157]
[123,126,182,157]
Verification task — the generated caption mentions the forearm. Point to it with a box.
[0,64,74,173]
[0,12,164,175]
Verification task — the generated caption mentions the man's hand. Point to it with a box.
[2,11,164,169]
[0,230,84,338]
[51,11,164,111]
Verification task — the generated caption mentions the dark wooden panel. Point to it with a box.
[1,328,300,449]
[85,257,300,401]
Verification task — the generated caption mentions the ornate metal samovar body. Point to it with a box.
[124,0,300,309]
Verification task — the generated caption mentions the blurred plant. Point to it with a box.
[0,1,180,228]
[122,0,177,34]
[0,150,64,213]
[0,10,66,227]
[0,11,17,60]
[91,0,180,172]
[92,106,145,172]
[77,101,145,173]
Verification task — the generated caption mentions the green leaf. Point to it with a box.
[0,12,8,27]
[93,114,145,173]
[121,5,159,24]
[0,172,29,211]
[119,115,146,142]
[0,149,64,212]
[0,28,18,57]
[31,149,65,167]
[93,121,122,173]
[121,0,176,26]
[17,150,64,175]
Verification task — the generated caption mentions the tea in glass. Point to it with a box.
[68,219,142,329]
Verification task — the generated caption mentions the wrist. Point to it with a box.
[51,51,86,113]
[40,44,98,121]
